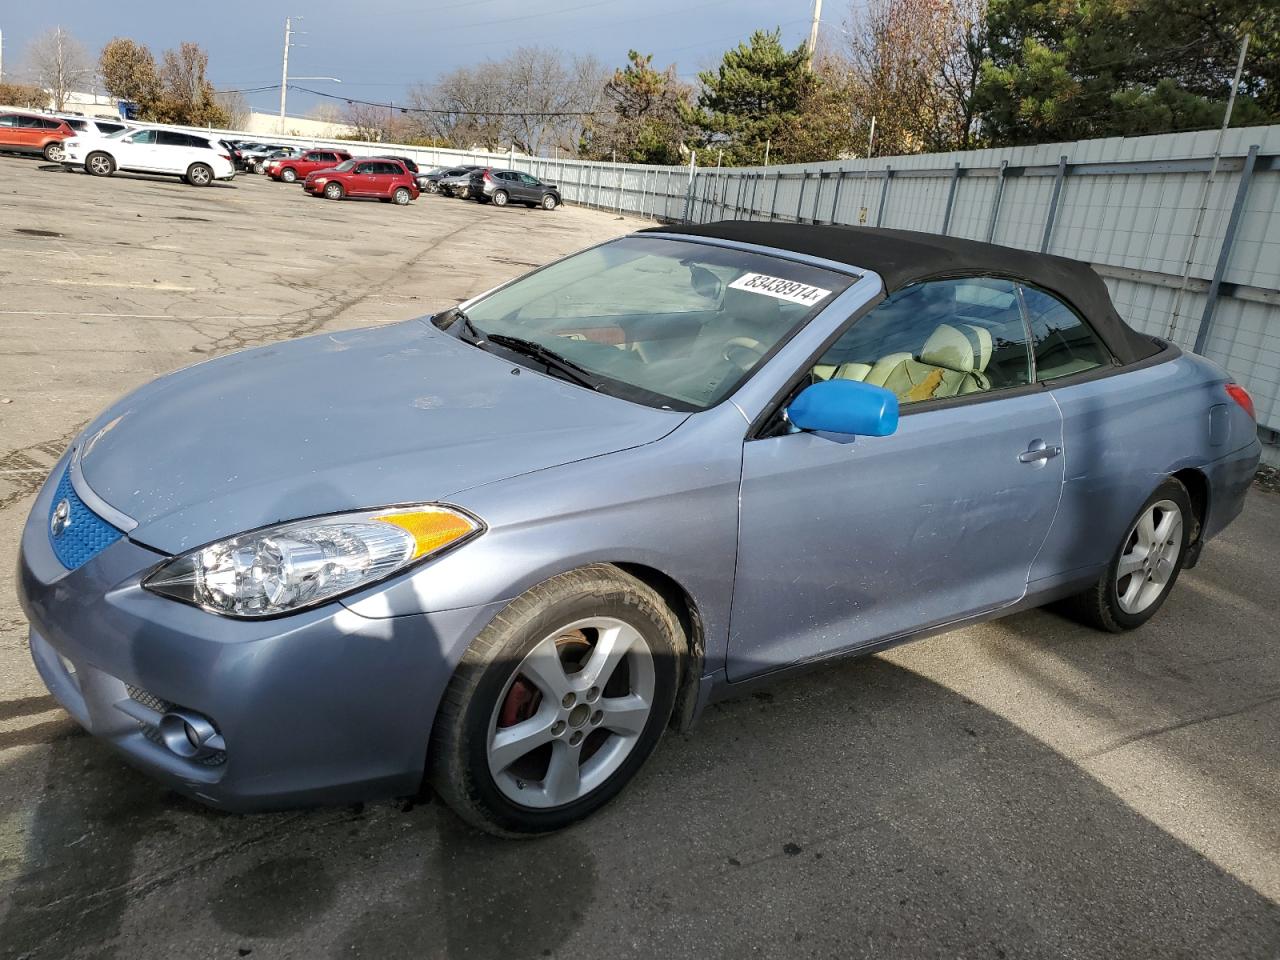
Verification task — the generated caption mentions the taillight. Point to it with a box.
[220,154,231,162]
[1225,383,1255,420]
[483,170,494,182]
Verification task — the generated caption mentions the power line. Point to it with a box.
[289,84,596,117]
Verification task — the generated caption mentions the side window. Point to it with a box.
[808,277,1032,406]
[0,115,16,127]
[520,173,539,185]
[129,129,157,144]
[382,162,402,174]
[1019,285,1112,381]
[98,122,125,134]
[157,131,189,146]
[14,115,39,127]
[355,163,374,174]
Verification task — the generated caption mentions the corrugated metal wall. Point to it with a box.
[155,122,1280,449]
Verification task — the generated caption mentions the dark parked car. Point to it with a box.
[471,168,561,210]
[422,165,472,194]
[437,165,485,198]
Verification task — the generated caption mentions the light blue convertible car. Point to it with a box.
[18,223,1260,835]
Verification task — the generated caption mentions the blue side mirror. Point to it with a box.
[786,379,899,437]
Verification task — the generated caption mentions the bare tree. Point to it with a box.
[841,0,987,154]
[214,90,251,129]
[25,27,93,111]
[408,47,606,156]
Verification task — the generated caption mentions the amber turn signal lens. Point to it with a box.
[376,509,477,559]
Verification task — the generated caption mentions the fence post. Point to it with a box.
[682,152,698,222]
[812,171,828,223]
[1193,144,1260,354]
[829,170,845,225]
[941,162,961,235]
[769,172,781,221]
[1040,155,1069,253]
[875,165,893,227]
[986,160,1008,243]
[795,171,808,222]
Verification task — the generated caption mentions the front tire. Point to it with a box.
[541,193,560,210]
[85,152,115,177]
[1060,478,1192,632]
[430,564,683,837]
[186,163,213,187]
[323,181,344,200]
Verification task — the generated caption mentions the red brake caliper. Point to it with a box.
[498,677,539,728]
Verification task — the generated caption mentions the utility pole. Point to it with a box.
[807,0,823,58]
[1168,32,1250,340]
[279,16,298,128]
[1,28,5,83]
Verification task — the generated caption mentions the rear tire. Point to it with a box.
[281,167,298,183]
[85,152,115,177]
[430,564,683,837]
[492,190,509,207]
[392,186,412,205]
[43,142,64,162]
[186,163,213,187]
[1059,478,1192,632]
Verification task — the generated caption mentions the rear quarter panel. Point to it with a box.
[1029,351,1254,585]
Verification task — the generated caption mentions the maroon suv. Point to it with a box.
[303,158,420,204]
[265,148,352,183]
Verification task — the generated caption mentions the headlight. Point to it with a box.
[143,505,481,618]
[314,177,327,185]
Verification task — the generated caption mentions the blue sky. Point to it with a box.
[2,0,825,116]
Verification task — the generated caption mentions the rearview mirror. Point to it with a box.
[688,264,723,302]
[786,379,899,437]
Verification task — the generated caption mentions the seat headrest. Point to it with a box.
[919,323,993,373]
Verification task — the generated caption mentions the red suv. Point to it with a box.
[303,158,420,204]
[265,148,351,183]
[0,112,75,161]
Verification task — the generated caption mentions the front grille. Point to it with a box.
[125,684,173,715]
[47,467,123,570]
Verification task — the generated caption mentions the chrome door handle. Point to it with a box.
[1018,440,1062,464]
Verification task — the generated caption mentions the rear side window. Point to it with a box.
[62,118,87,130]
[380,162,402,174]
[98,122,125,134]
[1019,285,1112,381]
[158,131,187,146]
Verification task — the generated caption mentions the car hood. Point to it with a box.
[76,320,687,555]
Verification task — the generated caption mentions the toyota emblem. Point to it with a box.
[51,499,72,538]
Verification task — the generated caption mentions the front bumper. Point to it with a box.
[17,457,506,810]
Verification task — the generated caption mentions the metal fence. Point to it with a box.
[95,120,1280,453]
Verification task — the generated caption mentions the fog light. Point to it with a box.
[158,709,225,759]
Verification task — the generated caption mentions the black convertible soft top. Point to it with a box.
[646,221,1163,365]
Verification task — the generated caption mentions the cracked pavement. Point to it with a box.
[1,155,1279,959]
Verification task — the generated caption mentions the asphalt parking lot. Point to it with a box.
[2,153,1279,960]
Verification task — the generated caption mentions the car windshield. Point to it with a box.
[460,236,852,410]
[332,160,357,172]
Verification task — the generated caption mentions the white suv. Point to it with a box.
[55,115,131,139]
[65,128,236,186]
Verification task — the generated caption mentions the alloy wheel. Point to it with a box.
[88,154,112,176]
[1116,498,1183,614]
[486,617,655,809]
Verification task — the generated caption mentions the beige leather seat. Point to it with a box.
[812,361,873,382]
[872,323,993,403]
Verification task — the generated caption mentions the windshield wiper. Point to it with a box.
[432,306,485,344]
[484,334,603,390]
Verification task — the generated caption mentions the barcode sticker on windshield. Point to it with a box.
[729,273,833,307]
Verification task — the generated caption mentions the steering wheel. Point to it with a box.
[722,336,766,369]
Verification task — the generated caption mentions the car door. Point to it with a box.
[115,128,159,170]
[12,115,42,151]
[1019,284,1152,582]
[350,161,377,195]
[518,173,542,201]
[0,113,18,148]
[727,276,1066,681]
